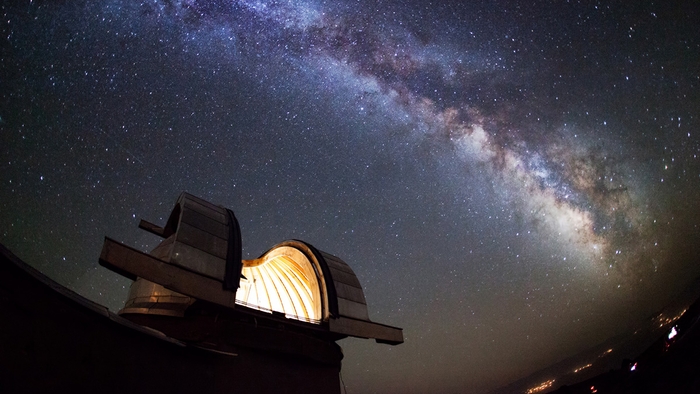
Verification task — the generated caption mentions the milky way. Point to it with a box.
[160,0,685,276]
[2,1,700,393]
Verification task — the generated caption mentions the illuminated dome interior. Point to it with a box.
[235,245,323,323]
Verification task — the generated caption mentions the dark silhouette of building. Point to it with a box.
[0,192,402,393]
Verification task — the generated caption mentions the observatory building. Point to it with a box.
[0,192,402,394]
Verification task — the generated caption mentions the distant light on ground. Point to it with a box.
[668,326,678,340]
[526,379,555,394]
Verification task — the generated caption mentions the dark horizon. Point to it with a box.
[2,1,700,392]
[490,273,700,394]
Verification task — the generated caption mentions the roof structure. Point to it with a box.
[100,192,403,345]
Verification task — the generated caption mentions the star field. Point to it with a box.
[2,1,700,393]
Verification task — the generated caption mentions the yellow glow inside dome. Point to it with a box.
[235,245,323,323]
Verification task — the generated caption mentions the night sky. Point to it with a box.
[2,1,700,392]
